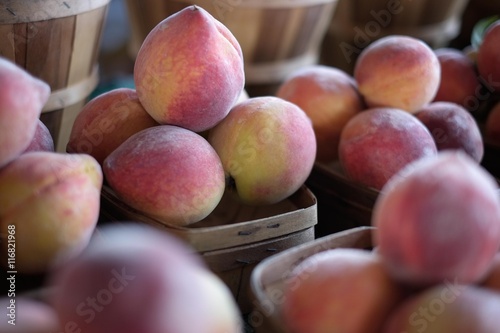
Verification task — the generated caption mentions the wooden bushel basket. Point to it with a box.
[249,226,374,333]
[305,161,379,238]
[125,0,338,95]
[321,0,470,73]
[99,184,318,314]
[0,0,109,152]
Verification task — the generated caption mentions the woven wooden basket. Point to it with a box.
[249,226,374,333]
[125,0,338,95]
[321,0,469,73]
[99,184,318,314]
[0,0,109,152]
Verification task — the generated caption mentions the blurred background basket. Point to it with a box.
[0,0,110,152]
[99,184,318,314]
[321,0,470,73]
[125,0,338,96]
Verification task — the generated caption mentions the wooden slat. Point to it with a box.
[24,16,75,90]
[0,24,16,59]
[253,8,290,63]
[0,0,110,23]
[100,185,318,252]
[13,24,27,68]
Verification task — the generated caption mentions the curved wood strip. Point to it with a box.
[0,0,110,23]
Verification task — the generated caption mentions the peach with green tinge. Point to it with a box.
[208,96,317,205]
[66,88,159,165]
[103,125,225,226]
[0,152,102,274]
[134,6,245,132]
[354,35,441,113]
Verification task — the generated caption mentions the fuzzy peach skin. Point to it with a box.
[282,248,404,333]
[372,151,500,287]
[477,21,500,93]
[49,223,243,333]
[382,285,500,333]
[415,101,484,163]
[23,118,55,153]
[66,88,158,165]
[0,297,60,333]
[354,35,441,113]
[276,65,365,162]
[0,57,50,167]
[134,6,245,132]
[208,96,317,205]
[0,152,102,274]
[338,107,437,190]
[433,48,480,111]
[103,125,225,226]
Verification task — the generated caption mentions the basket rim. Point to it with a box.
[249,226,375,332]
[1,0,110,24]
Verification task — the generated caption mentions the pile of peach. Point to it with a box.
[277,19,500,191]
[281,151,500,333]
[0,5,319,333]
[67,5,317,226]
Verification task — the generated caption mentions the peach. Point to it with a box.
[372,151,500,286]
[276,65,365,162]
[0,57,50,167]
[382,285,500,333]
[0,297,59,333]
[0,152,102,273]
[338,107,437,190]
[66,88,159,165]
[477,20,500,93]
[134,6,245,132]
[415,101,484,163]
[49,223,243,333]
[485,101,500,143]
[282,248,403,333]
[103,125,225,226]
[208,96,316,205]
[354,35,441,113]
[433,48,481,110]
[23,119,55,153]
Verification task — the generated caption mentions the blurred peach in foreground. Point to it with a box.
[0,297,59,333]
[0,152,102,273]
[23,119,55,153]
[49,223,243,333]
[282,248,403,333]
[0,57,50,167]
[372,151,500,286]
